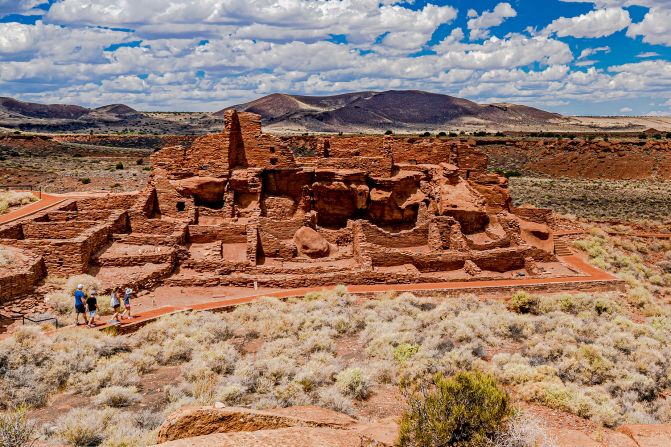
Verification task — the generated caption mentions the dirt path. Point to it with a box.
[0,192,67,224]
[93,253,621,333]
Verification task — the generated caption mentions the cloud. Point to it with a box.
[619,106,632,113]
[627,7,671,46]
[467,3,517,41]
[545,8,631,38]
[578,46,611,59]
[0,0,42,15]
[46,0,457,49]
[637,52,660,58]
[0,0,665,115]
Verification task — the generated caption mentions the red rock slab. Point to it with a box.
[552,430,602,447]
[354,417,399,446]
[602,432,639,447]
[617,424,671,447]
[154,427,361,447]
[157,406,356,443]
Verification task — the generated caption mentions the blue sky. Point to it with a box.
[0,0,670,115]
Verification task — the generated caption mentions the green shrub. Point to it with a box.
[393,343,420,363]
[385,130,393,135]
[398,371,513,447]
[507,292,539,315]
[115,162,124,170]
[79,177,91,184]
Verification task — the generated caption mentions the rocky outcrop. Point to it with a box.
[154,406,396,447]
[157,406,356,443]
[294,227,330,258]
[617,424,671,447]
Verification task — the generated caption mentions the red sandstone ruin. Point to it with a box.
[0,111,574,305]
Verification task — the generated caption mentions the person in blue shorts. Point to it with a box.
[86,290,98,328]
[120,287,133,320]
[74,284,88,326]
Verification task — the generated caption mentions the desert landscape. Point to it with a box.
[0,105,670,447]
[2,0,671,446]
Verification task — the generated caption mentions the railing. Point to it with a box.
[22,313,59,328]
[0,184,42,199]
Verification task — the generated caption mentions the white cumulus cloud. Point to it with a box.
[545,7,631,38]
[467,3,517,41]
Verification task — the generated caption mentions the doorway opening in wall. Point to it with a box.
[176,201,186,212]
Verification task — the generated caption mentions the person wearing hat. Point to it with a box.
[74,284,88,326]
[121,287,133,320]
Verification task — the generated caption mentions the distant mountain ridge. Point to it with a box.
[221,90,565,132]
[0,97,143,131]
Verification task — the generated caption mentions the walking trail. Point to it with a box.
[95,253,621,333]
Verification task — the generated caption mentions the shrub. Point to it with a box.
[494,413,556,447]
[65,274,102,298]
[79,178,91,184]
[136,158,144,165]
[384,130,393,135]
[507,292,539,315]
[393,343,420,363]
[54,408,116,446]
[317,386,355,416]
[94,386,141,407]
[398,371,513,447]
[115,162,124,170]
[0,407,36,447]
[336,368,370,400]
[44,291,72,316]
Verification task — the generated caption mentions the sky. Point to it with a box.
[0,0,670,115]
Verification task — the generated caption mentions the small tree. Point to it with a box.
[398,371,513,447]
[385,130,393,135]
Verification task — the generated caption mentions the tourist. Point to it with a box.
[86,290,98,328]
[109,287,121,325]
[74,284,88,326]
[120,287,133,320]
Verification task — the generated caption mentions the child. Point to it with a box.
[74,284,88,326]
[86,290,98,328]
[120,287,133,320]
[109,287,121,325]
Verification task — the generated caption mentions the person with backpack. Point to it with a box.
[120,287,133,320]
[86,290,98,328]
[109,287,121,325]
[74,284,88,326]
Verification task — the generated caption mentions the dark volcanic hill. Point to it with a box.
[0,97,222,134]
[0,97,144,131]
[222,90,564,132]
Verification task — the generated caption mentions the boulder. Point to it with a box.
[157,406,355,443]
[294,227,330,258]
[464,260,481,276]
[171,177,226,204]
